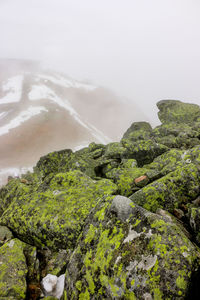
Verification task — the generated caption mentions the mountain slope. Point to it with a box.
[0,59,147,185]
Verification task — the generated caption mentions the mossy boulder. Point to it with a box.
[130,163,200,213]
[122,121,152,141]
[104,142,127,159]
[65,195,200,299]
[0,170,117,250]
[0,238,27,299]
[35,149,73,176]
[152,121,200,149]
[0,175,40,216]
[157,100,200,124]
[116,166,150,197]
[121,139,168,166]
[35,143,106,179]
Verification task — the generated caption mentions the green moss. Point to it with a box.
[0,239,27,299]
[176,275,187,290]
[157,100,200,124]
[130,163,200,213]
[1,171,117,250]
[117,167,149,196]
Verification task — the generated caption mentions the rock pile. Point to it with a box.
[0,99,200,299]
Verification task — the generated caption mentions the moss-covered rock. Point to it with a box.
[65,195,200,299]
[35,149,73,177]
[0,225,13,246]
[0,170,117,250]
[116,166,150,197]
[121,139,168,166]
[152,121,200,149]
[157,100,200,124]
[122,121,152,141]
[0,238,27,299]
[130,163,200,213]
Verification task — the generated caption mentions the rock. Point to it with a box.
[39,248,70,277]
[65,196,200,299]
[189,207,200,243]
[122,121,152,141]
[41,274,65,299]
[104,142,127,159]
[152,122,200,149]
[0,225,13,246]
[157,100,200,124]
[0,238,27,299]
[110,195,134,222]
[130,163,200,213]
[116,166,149,196]
[134,175,149,187]
[35,149,73,177]
[121,138,168,166]
[0,170,117,250]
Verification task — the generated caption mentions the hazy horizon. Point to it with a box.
[0,0,200,122]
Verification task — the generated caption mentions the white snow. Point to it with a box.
[29,84,110,144]
[0,111,9,120]
[37,73,96,91]
[0,106,48,136]
[0,75,23,104]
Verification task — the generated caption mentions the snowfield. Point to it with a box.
[0,75,23,104]
[0,106,48,136]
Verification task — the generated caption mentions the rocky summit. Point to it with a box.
[0,99,200,299]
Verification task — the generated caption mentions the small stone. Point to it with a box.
[110,195,134,222]
[173,208,185,220]
[134,175,149,187]
[41,274,65,299]
[20,178,29,184]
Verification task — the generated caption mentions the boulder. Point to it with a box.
[122,121,152,141]
[130,163,200,213]
[121,139,168,166]
[65,196,200,299]
[157,100,200,124]
[0,170,117,250]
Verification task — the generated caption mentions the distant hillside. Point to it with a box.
[0,59,147,185]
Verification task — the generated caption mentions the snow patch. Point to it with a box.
[0,75,23,104]
[0,106,48,136]
[37,73,96,91]
[29,85,110,144]
[0,111,9,120]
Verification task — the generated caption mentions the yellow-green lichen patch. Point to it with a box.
[65,196,200,299]
[130,163,200,213]
[1,170,117,250]
[0,238,27,299]
[116,167,149,197]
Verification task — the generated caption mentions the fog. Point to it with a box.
[0,0,200,123]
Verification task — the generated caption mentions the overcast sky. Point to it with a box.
[0,0,200,120]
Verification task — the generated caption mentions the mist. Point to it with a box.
[0,0,200,124]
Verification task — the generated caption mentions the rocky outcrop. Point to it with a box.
[65,195,200,299]
[0,99,200,299]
